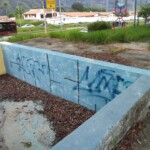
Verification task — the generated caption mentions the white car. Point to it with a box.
[21,24,34,28]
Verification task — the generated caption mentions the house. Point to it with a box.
[61,12,115,18]
[0,16,9,21]
[47,11,116,25]
[23,9,57,21]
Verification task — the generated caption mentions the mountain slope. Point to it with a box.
[0,0,150,16]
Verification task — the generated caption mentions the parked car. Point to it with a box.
[21,24,34,28]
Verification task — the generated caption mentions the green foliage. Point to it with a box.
[83,7,106,12]
[15,6,24,20]
[88,21,112,32]
[21,142,32,148]
[8,13,15,18]
[138,3,150,24]
[8,25,150,44]
[49,29,82,41]
[49,25,150,44]
[7,32,48,42]
[15,19,44,27]
[56,7,66,12]
[72,3,84,11]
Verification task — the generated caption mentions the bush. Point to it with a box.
[88,21,112,32]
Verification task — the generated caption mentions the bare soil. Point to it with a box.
[3,37,150,149]
[17,37,150,69]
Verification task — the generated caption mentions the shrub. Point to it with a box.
[88,21,112,32]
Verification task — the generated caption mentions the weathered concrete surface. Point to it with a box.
[0,101,55,150]
[1,42,149,111]
[51,76,150,150]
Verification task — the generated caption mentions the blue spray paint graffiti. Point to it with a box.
[6,48,136,111]
[66,64,133,108]
[10,53,48,83]
[10,53,60,89]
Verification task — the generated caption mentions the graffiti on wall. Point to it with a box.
[65,62,133,105]
[7,50,135,111]
[10,52,60,89]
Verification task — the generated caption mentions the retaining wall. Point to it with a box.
[1,42,149,111]
[0,42,150,150]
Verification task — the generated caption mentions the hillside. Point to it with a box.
[0,0,150,16]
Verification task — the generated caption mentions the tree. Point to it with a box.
[15,6,24,19]
[72,3,84,12]
[138,3,150,25]
[2,0,9,15]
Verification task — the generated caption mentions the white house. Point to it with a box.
[23,9,144,25]
[47,11,117,25]
[23,9,57,21]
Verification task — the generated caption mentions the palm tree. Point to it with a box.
[15,6,24,19]
[2,1,9,15]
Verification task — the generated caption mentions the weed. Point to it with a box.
[21,142,32,148]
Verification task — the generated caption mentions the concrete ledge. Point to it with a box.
[51,76,150,150]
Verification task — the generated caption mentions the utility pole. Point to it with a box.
[59,0,63,29]
[133,0,137,27]
[106,0,109,12]
[42,0,47,34]
[137,0,141,26]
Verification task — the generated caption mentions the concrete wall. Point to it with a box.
[51,76,150,150]
[0,47,6,75]
[1,42,150,111]
[1,42,150,150]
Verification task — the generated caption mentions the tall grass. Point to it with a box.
[18,24,60,33]
[16,19,43,26]
[7,32,48,42]
[8,25,150,44]
[49,25,150,44]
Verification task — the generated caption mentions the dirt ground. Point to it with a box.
[17,37,150,69]
[6,37,149,149]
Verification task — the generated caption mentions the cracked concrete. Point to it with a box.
[0,101,55,150]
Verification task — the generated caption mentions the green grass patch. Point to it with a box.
[16,19,43,27]
[8,25,150,44]
[49,25,150,44]
[18,24,60,33]
[7,32,48,42]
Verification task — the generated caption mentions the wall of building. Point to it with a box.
[1,42,149,111]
